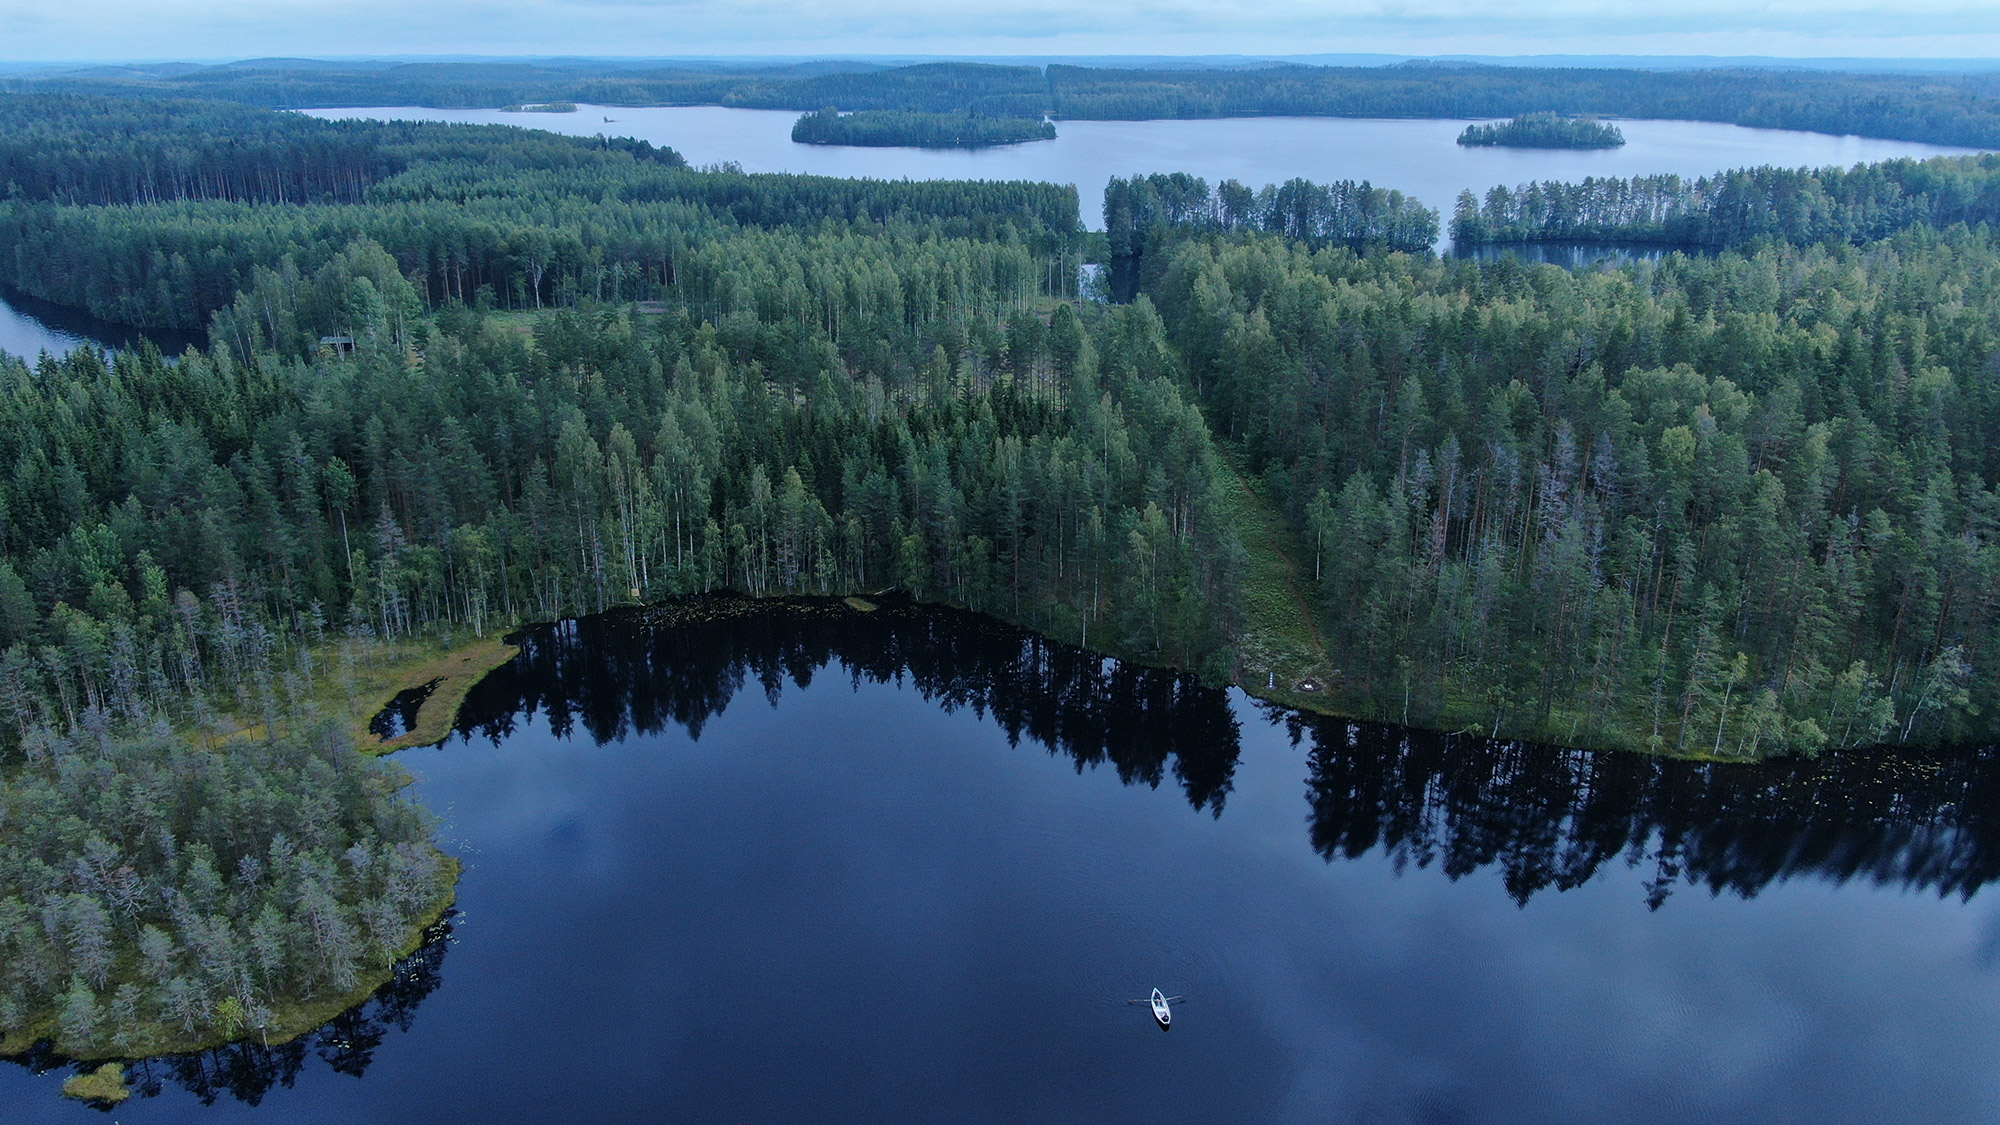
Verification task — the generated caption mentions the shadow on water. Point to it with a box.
[0,285,204,357]
[19,596,2000,1112]
[370,677,442,739]
[7,917,453,1107]
[460,594,2000,909]
[456,594,1244,815]
[1301,715,2000,908]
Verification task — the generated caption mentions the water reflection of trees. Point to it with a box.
[1305,718,2000,907]
[458,595,2000,906]
[13,918,452,1107]
[453,596,1243,814]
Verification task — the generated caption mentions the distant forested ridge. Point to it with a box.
[791,108,1055,148]
[1457,113,1625,149]
[1451,154,2000,249]
[12,58,2000,148]
[1041,64,2000,148]
[0,94,688,208]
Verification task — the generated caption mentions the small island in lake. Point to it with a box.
[791,107,1056,148]
[502,101,578,113]
[1457,112,1626,149]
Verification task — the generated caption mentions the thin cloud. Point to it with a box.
[0,0,1995,61]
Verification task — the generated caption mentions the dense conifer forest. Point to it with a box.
[8,87,2000,1061]
[791,108,1056,148]
[1128,215,2000,753]
[1457,113,1625,149]
[1449,154,2000,249]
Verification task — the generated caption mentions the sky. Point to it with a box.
[0,0,1997,64]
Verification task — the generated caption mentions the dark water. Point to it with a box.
[303,106,1985,238]
[11,596,2000,1122]
[367,678,441,740]
[0,287,202,362]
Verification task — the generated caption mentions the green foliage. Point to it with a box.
[1450,154,2000,248]
[60,1062,128,1104]
[0,93,685,208]
[1139,222,2000,752]
[0,721,449,1057]
[1457,113,1625,149]
[0,95,1080,331]
[1103,173,1438,301]
[1107,173,1438,256]
[792,108,1056,148]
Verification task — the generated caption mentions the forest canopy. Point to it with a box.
[1457,113,1625,149]
[791,108,1056,148]
[1449,154,2000,249]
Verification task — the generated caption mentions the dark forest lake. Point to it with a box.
[10,597,2000,1122]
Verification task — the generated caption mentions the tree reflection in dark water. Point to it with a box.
[455,594,1243,815]
[1305,717,2000,908]
[461,595,2000,908]
[10,917,452,1107]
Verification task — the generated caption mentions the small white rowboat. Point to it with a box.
[1150,988,1171,1028]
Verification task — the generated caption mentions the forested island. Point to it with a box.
[7,86,2000,1068]
[10,58,2000,148]
[791,107,1056,148]
[1457,112,1625,149]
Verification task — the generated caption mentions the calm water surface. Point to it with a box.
[304,105,1985,232]
[9,597,2000,1122]
[0,287,200,361]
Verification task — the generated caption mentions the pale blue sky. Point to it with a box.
[0,0,1994,64]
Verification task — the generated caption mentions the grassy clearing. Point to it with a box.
[194,632,520,755]
[353,634,521,753]
[1216,459,1343,715]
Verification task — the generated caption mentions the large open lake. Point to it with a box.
[306,105,1984,232]
[10,597,2000,1122]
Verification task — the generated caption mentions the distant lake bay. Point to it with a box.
[306,105,1985,234]
[0,108,1980,359]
